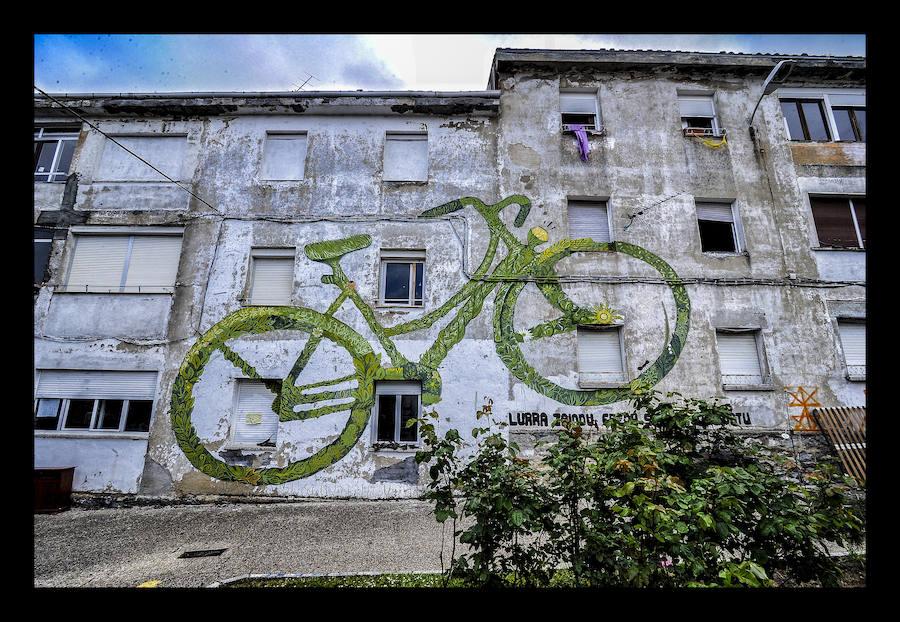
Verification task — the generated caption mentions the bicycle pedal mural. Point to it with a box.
[170,195,691,484]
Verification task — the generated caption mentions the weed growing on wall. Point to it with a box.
[416,391,865,588]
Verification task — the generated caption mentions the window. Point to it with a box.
[373,381,421,445]
[230,380,279,448]
[696,202,741,253]
[34,126,79,182]
[379,250,425,307]
[809,196,865,249]
[247,249,295,305]
[33,370,157,433]
[567,200,611,243]
[261,133,308,180]
[716,331,768,387]
[832,107,866,142]
[780,99,831,141]
[577,327,625,383]
[95,135,187,181]
[64,232,183,293]
[560,92,601,131]
[837,321,865,380]
[678,94,722,136]
[383,132,428,182]
[34,228,54,286]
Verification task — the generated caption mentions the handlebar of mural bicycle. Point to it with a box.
[419,195,532,229]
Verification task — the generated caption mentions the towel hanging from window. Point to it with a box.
[570,124,590,161]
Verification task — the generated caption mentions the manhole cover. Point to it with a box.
[178,548,227,559]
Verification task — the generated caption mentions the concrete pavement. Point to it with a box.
[34,499,448,588]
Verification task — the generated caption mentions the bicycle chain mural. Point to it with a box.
[170,195,691,484]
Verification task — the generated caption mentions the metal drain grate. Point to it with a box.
[178,548,227,559]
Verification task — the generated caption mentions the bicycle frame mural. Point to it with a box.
[170,195,691,485]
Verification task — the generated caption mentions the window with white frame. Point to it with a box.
[832,106,866,142]
[260,133,308,180]
[716,330,768,387]
[379,250,425,307]
[34,370,157,433]
[567,199,611,243]
[64,231,183,293]
[34,228,54,286]
[230,380,279,448]
[95,135,187,181]
[780,99,831,141]
[696,201,742,253]
[577,327,625,383]
[34,126,80,182]
[560,91,601,131]
[837,320,865,379]
[247,249,295,305]
[809,196,866,249]
[678,93,722,136]
[383,132,428,182]
[373,381,421,445]
[779,91,865,143]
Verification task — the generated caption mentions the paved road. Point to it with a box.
[34,500,448,588]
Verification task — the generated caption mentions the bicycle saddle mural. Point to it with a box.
[170,195,691,484]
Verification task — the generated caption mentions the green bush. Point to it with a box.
[415,391,865,588]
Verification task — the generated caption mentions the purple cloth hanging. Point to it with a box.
[569,123,590,161]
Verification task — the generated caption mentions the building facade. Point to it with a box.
[33,48,866,499]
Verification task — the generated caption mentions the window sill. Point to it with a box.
[376,304,425,311]
[722,383,775,392]
[578,377,627,389]
[811,247,865,252]
[846,374,866,383]
[562,127,606,136]
[383,180,428,185]
[222,444,276,453]
[702,251,748,258]
[51,288,175,295]
[34,430,150,441]
[241,301,294,307]
[370,443,420,453]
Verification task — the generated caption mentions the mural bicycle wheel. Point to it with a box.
[170,306,381,485]
[493,240,691,406]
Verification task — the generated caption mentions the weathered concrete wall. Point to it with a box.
[34,436,149,493]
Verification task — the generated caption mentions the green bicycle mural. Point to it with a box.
[170,195,691,485]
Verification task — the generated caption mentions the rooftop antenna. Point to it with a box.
[291,72,320,92]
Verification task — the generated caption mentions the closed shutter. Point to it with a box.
[384,134,428,182]
[678,95,715,118]
[568,202,610,242]
[696,203,734,222]
[232,381,279,446]
[36,370,158,400]
[97,135,186,181]
[717,332,763,383]
[261,134,307,180]
[578,328,623,376]
[838,322,866,367]
[124,236,183,291]
[250,257,295,305]
[560,93,598,115]
[66,235,129,292]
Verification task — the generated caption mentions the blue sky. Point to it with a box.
[34,34,865,93]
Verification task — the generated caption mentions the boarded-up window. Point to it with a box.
[96,135,187,181]
[248,250,295,305]
[577,327,624,381]
[809,196,865,249]
[560,92,600,130]
[716,331,765,386]
[696,202,739,253]
[383,133,428,182]
[232,380,279,447]
[261,133,307,180]
[567,200,610,242]
[66,233,182,293]
[838,321,866,376]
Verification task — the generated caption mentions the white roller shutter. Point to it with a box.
[717,332,763,383]
[232,381,279,446]
[678,95,716,118]
[828,93,865,107]
[696,203,734,222]
[125,236,183,291]
[261,134,308,180]
[568,202,610,242]
[384,134,428,182]
[578,328,624,376]
[250,257,295,305]
[97,135,186,181]
[838,322,866,367]
[36,370,158,400]
[66,235,129,292]
[560,93,598,115]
